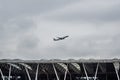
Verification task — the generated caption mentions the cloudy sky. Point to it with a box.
[0,0,120,60]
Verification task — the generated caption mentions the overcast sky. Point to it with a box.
[0,0,120,60]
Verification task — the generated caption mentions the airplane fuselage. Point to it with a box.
[53,36,69,41]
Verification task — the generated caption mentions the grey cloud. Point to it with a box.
[18,36,39,50]
[42,0,120,22]
[0,0,79,23]
[0,0,120,59]
[0,17,34,41]
[0,51,3,57]
[43,34,120,59]
[0,16,37,59]
[15,35,40,59]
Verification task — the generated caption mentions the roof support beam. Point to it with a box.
[84,64,94,74]
[19,63,32,70]
[94,63,99,80]
[113,62,120,80]
[8,65,11,80]
[0,68,4,80]
[99,64,106,73]
[67,68,72,80]
[82,63,89,80]
[35,64,39,80]
[19,63,32,80]
[52,63,59,80]
[8,63,21,70]
[25,67,31,80]
[64,64,68,80]
[64,69,67,80]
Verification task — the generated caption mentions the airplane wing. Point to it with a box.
[63,36,69,38]
[58,36,69,39]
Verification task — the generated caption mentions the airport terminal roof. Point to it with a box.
[0,58,120,80]
[0,59,120,63]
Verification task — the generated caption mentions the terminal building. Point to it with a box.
[0,59,120,80]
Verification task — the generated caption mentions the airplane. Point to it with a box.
[53,35,69,41]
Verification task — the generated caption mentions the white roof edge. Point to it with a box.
[0,59,120,63]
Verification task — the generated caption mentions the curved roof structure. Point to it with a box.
[0,59,120,80]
